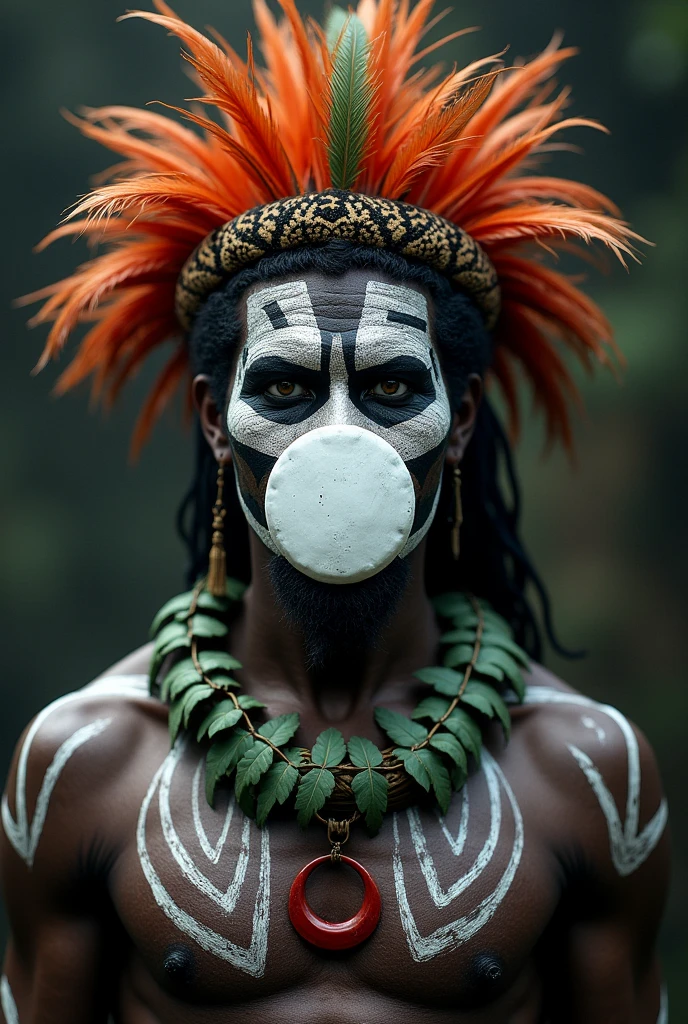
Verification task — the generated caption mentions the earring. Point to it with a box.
[450,465,463,562]
[207,462,227,597]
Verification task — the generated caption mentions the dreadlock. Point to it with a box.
[177,240,571,662]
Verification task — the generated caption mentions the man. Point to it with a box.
[1,1,669,1021]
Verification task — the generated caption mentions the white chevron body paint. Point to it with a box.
[191,758,234,865]
[0,976,19,1024]
[394,750,524,961]
[1,675,148,868]
[525,687,668,876]
[137,738,270,978]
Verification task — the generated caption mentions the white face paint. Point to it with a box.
[226,278,452,581]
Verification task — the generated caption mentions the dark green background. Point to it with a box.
[1,0,686,1013]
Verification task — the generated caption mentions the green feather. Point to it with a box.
[327,13,374,191]
[325,6,349,52]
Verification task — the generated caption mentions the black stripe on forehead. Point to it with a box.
[263,300,289,329]
[387,309,427,332]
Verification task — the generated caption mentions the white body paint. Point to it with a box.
[393,750,524,961]
[0,977,18,1024]
[265,424,415,583]
[658,984,668,1023]
[525,687,668,876]
[136,737,270,978]
[1,675,147,868]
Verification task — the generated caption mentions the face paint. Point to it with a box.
[225,278,452,582]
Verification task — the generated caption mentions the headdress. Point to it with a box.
[22,0,641,455]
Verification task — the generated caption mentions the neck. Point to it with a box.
[230,536,440,732]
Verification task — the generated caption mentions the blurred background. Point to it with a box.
[1,0,686,1012]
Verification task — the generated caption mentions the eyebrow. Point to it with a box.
[387,309,427,332]
[263,299,289,329]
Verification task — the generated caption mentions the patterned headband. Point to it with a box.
[175,190,501,332]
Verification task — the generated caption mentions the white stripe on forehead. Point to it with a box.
[243,280,321,370]
[355,281,433,371]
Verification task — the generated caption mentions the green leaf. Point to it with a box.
[153,620,187,654]
[432,592,474,619]
[347,736,384,768]
[150,633,190,681]
[197,699,241,741]
[237,694,266,710]
[295,767,336,827]
[236,785,256,818]
[168,697,186,745]
[394,747,451,813]
[450,761,467,791]
[312,727,346,768]
[429,732,468,774]
[325,5,349,50]
[414,666,465,697]
[235,742,274,796]
[150,590,194,638]
[459,691,494,719]
[256,752,300,826]
[258,713,300,748]
[169,668,203,700]
[477,646,526,695]
[443,643,475,669]
[225,577,247,602]
[205,728,253,805]
[472,658,504,682]
[456,610,511,633]
[207,707,244,739]
[190,614,228,639]
[351,767,388,832]
[443,708,482,763]
[199,673,239,691]
[462,681,511,738]
[375,707,428,747]
[198,650,242,673]
[182,684,215,727]
[411,696,451,722]
[442,629,529,666]
[327,13,373,190]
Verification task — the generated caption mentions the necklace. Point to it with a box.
[149,580,528,951]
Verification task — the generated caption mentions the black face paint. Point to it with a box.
[226,278,452,570]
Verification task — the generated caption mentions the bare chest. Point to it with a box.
[112,736,557,1015]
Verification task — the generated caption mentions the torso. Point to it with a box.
[1,660,668,1023]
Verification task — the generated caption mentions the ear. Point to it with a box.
[445,373,483,466]
[192,374,232,464]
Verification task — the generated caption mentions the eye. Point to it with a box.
[266,380,310,398]
[369,379,410,398]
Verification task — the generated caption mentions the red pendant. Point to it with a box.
[288,855,382,950]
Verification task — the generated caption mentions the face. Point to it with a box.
[223,273,453,583]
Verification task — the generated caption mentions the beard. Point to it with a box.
[268,555,411,671]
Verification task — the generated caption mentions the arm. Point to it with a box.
[541,701,670,1023]
[0,698,125,1023]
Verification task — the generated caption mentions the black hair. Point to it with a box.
[177,239,571,662]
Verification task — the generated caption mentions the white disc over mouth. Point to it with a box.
[265,425,416,584]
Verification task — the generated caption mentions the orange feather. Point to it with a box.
[22,0,642,453]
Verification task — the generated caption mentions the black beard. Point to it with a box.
[268,555,411,671]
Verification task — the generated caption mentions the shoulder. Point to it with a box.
[1,644,166,873]
[513,663,669,883]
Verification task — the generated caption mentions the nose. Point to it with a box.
[327,333,358,425]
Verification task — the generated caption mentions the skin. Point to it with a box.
[0,270,670,1023]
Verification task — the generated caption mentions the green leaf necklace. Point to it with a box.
[150,580,528,950]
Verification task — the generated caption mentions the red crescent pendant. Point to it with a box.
[288,855,382,950]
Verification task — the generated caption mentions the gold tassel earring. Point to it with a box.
[207,462,227,597]
[451,465,463,561]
